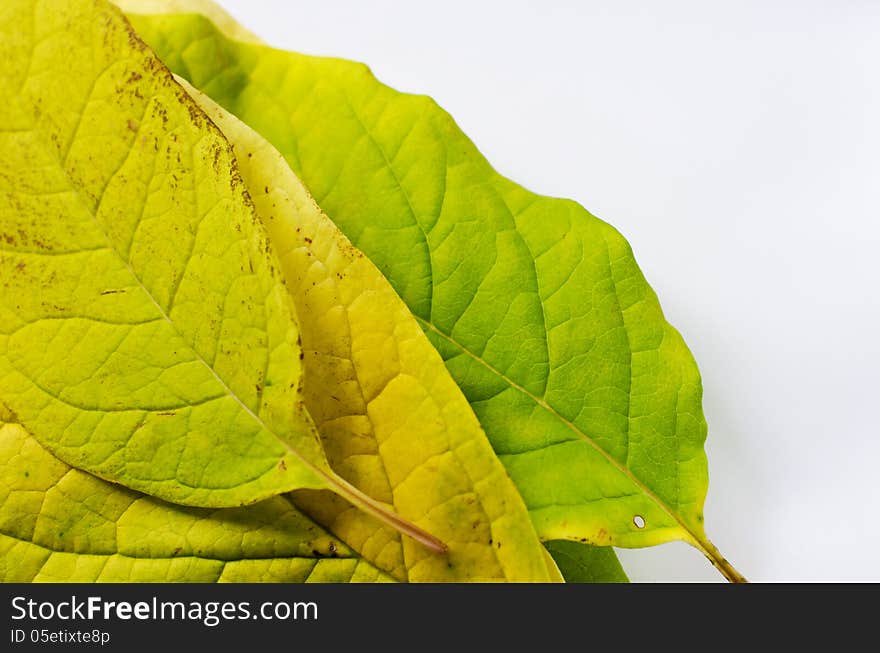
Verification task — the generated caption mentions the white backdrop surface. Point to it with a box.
[212,0,880,581]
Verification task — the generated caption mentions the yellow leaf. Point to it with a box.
[184,80,557,582]
[0,0,441,553]
[0,406,392,583]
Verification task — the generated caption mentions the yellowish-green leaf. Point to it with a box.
[183,79,556,582]
[121,3,744,580]
[0,407,391,582]
[0,0,444,553]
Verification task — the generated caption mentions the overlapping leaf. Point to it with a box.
[121,5,742,579]
[0,0,337,507]
[0,408,390,582]
[0,0,741,583]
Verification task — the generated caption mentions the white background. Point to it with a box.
[214,0,880,581]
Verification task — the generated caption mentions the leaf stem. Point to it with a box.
[330,474,448,554]
[690,535,747,583]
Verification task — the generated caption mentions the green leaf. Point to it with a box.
[544,541,628,583]
[0,0,446,554]
[122,6,743,580]
[182,78,557,581]
[0,408,391,582]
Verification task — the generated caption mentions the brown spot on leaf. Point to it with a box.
[186,103,203,127]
